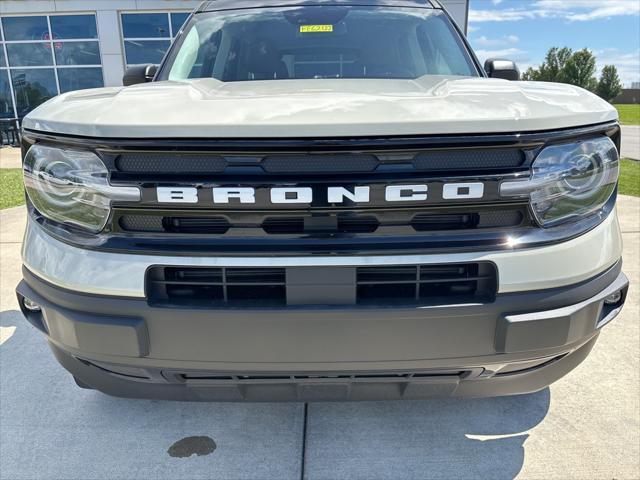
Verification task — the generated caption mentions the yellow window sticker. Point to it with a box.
[300,25,334,33]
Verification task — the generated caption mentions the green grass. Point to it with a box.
[0,169,24,209]
[614,104,640,125]
[620,158,640,197]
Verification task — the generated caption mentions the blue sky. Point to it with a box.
[468,0,640,86]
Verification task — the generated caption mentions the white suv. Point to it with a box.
[16,0,628,401]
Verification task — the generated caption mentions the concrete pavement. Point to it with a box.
[0,198,639,480]
[0,147,21,169]
[621,125,640,160]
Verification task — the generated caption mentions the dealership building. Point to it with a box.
[0,0,469,122]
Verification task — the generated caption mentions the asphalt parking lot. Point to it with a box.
[1,197,638,480]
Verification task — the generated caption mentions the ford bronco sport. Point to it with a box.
[16,0,629,401]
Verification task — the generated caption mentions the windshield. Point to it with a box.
[162,6,478,82]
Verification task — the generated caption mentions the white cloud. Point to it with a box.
[594,48,640,86]
[492,0,504,4]
[536,0,640,21]
[474,35,519,47]
[469,8,539,23]
[475,47,529,61]
[469,0,640,23]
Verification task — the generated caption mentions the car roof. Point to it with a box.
[197,0,437,13]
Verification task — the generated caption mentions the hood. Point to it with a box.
[23,76,617,138]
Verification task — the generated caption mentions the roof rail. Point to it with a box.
[198,0,435,12]
[196,1,211,13]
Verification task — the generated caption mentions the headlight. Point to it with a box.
[23,145,140,232]
[500,136,619,227]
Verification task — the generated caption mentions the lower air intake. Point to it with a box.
[146,262,497,308]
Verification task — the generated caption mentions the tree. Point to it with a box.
[538,47,573,82]
[562,48,598,92]
[521,47,600,93]
[521,67,538,81]
[596,65,623,102]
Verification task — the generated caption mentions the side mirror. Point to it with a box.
[122,64,158,86]
[484,59,520,81]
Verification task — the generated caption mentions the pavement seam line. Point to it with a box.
[300,403,309,480]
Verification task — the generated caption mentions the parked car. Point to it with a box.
[16,0,628,401]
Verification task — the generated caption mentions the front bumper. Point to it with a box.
[17,260,628,401]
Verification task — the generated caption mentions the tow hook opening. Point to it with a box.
[598,284,629,329]
[16,293,47,334]
[23,297,41,312]
[604,289,624,306]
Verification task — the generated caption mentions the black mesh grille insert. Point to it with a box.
[262,154,378,173]
[119,209,524,235]
[413,149,524,170]
[120,216,230,234]
[115,152,226,173]
[110,148,526,176]
[119,215,164,232]
[477,210,524,227]
[411,210,523,231]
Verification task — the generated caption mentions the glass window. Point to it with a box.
[55,41,101,65]
[122,13,170,38]
[57,67,104,93]
[1,14,103,118]
[10,68,57,117]
[50,14,98,39]
[164,6,477,82]
[171,13,190,36]
[2,16,49,41]
[124,40,170,65]
[6,43,53,67]
[0,70,13,118]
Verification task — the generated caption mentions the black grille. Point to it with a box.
[177,371,468,382]
[110,148,526,176]
[120,216,230,234]
[116,152,226,173]
[262,154,378,173]
[413,149,524,170]
[356,263,497,304]
[164,217,230,234]
[148,267,287,307]
[477,210,524,227]
[262,215,379,234]
[260,217,305,234]
[119,215,164,232]
[411,213,479,231]
[118,209,524,235]
[146,263,497,307]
